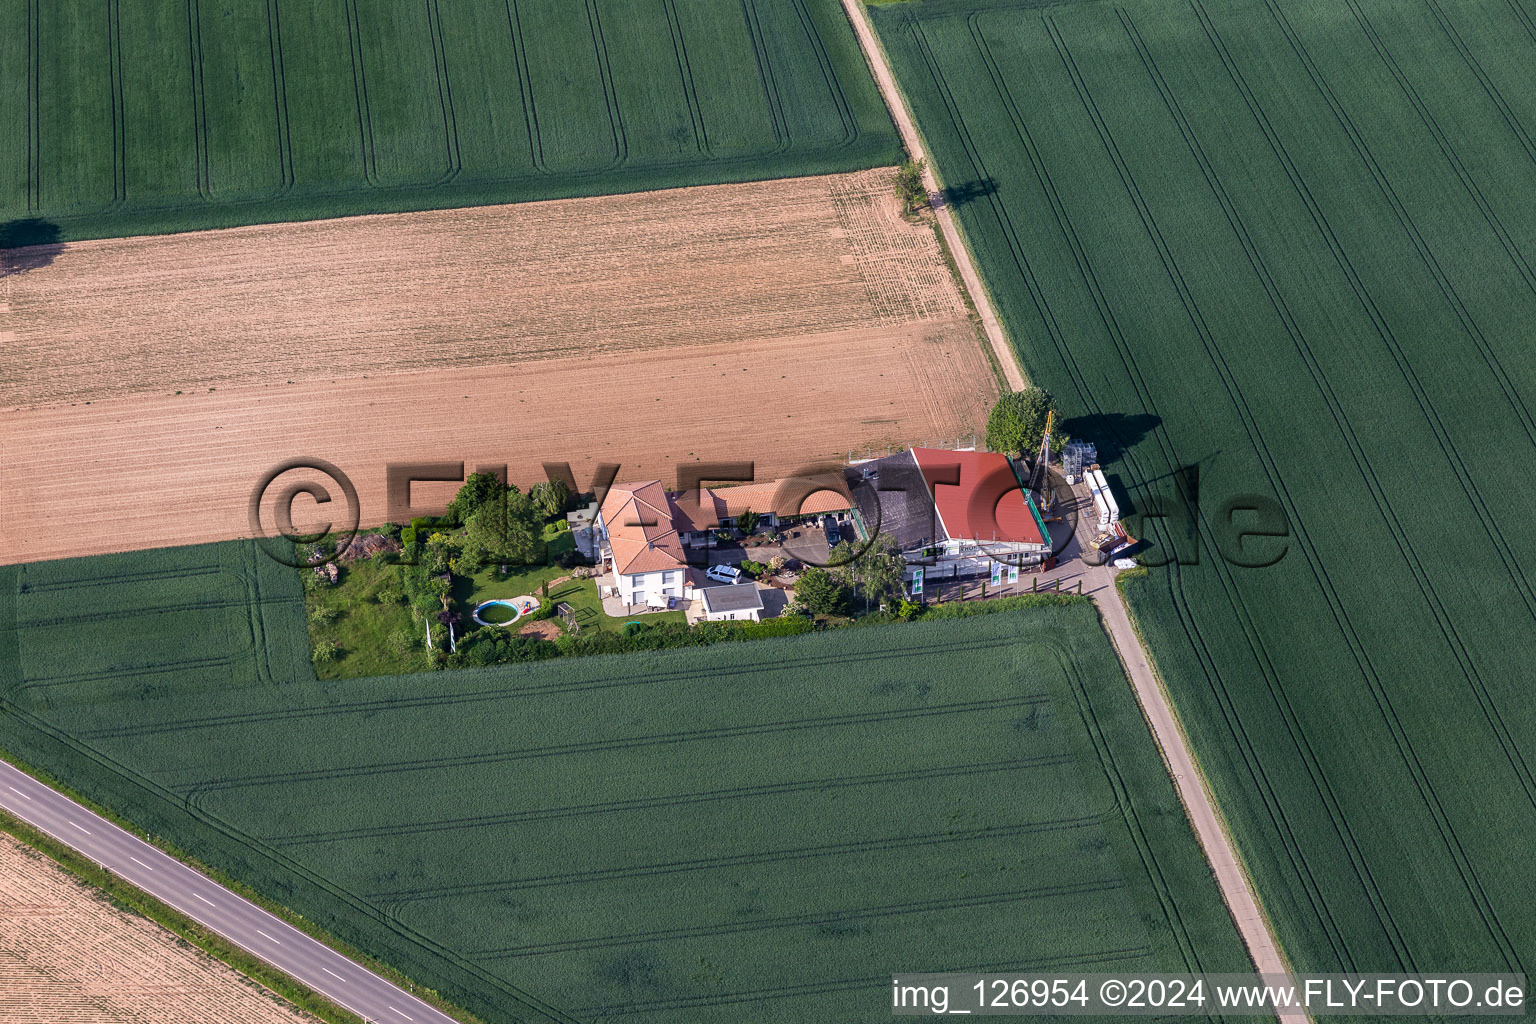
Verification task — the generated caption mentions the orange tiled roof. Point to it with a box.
[601,474,856,576]
[600,482,690,575]
[707,480,850,519]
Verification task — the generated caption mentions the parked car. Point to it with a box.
[706,564,743,584]
[822,515,841,546]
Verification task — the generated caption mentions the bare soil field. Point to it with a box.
[1,169,968,409]
[0,169,993,562]
[0,832,314,1023]
[2,323,991,564]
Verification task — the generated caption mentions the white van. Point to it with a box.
[706,564,743,584]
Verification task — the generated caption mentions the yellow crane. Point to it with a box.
[1030,409,1055,512]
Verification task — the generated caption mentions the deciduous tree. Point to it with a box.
[986,387,1064,458]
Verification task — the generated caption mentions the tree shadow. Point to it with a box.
[1,218,65,277]
[938,177,998,209]
[1058,411,1162,463]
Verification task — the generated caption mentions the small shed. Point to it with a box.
[700,584,765,622]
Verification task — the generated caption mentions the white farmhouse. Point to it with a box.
[595,481,702,609]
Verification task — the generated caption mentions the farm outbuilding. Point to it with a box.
[700,584,765,622]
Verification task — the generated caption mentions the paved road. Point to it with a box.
[838,0,1026,392]
[1052,503,1307,1022]
[839,6,1302,1012]
[0,759,459,1024]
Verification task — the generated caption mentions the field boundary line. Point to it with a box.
[185,692,1057,797]
[575,946,1152,1019]
[661,0,710,154]
[1123,3,1416,970]
[274,754,1069,846]
[742,0,793,154]
[26,0,39,209]
[479,877,1125,959]
[582,0,626,169]
[792,0,860,148]
[186,0,211,198]
[839,0,1024,389]
[424,0,461,183]
[372,817,1100,904]
[107,0,127,204]
[502,0,543,173]
[264,0,295,191]
[342,0,377,186]
[1257,0,1525,970]
[906,6,1299,1001]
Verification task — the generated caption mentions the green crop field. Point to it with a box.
[874,0,1536,982]
[0,541,1249,1022]
[0,0,899,241]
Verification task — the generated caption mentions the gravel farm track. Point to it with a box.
[0,832,315,1024]
[0,169,995,563]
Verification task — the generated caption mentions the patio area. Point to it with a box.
[595,572,698,619]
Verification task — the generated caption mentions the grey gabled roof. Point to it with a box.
[700,584,765,613]
[849,451,945,552]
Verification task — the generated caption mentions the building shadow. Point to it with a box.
[1,218,65,277]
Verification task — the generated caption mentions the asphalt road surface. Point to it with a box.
[0,757,459,1024]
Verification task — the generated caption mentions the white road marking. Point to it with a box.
[3,763,450,1024]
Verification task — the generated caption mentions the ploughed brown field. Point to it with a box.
[0,169,994,563]
[0,833,314,1023]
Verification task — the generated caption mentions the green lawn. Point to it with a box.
[454,561,687,634]
[0,0,899,242]
[874,0,1536,979]
[306,556,422,680]
[0,539,1249,1024]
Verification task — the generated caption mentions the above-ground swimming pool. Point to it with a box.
[471,596,539,627]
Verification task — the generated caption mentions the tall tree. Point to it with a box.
[465,486,540,565]
[894,158,929,215]
[794,567,851,616]
[448,472,506,523]
[530,478,570,520]
[857,533,907,611]
[833,534,905,611]
[986,387,1062,458]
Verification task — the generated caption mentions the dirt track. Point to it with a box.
[0,833,314,1023]
[1,169,995,563]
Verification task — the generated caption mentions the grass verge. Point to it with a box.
[0,747,488,1024]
